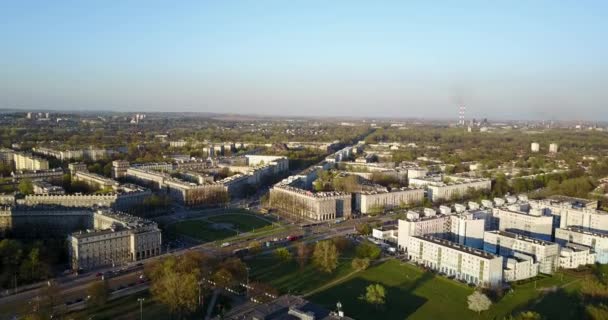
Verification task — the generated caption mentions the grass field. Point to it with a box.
[248,249,586,320]
[167,213,277,242]
[166,219,236,242]
[247,245,357,295]
[65,254,592,320]
[311,260,583,320]
[207,213,272,232]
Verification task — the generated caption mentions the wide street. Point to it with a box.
[0,204,392,319]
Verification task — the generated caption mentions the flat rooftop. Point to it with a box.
[416,235,498,260]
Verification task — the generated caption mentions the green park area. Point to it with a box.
[166,219,236,242]
[166,212,277,242]
[248,251,586,320]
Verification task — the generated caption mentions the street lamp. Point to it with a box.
[137,297,145,320]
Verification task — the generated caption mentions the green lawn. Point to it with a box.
[207,213,272,232]
[249,253,588,320]
[247,245,357,295]
[167,220,236,242]
[310,260,476,320]
[310,260,584,320]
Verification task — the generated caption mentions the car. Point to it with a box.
[136,262,144,267]
[221,242,231,247]
[95,272,103,277]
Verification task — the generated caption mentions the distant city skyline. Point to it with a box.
[1,1,607,120]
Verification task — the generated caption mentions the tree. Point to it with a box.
[274,247,293,263]
[148,256,201,317]
[332,236,351,251]
[356,242,381,260]
[313,240,339,273]
[356,223,372,235]
[360,283,386,308]
[212,268,234,289]
[87,280,109,308]
[249,241,262,254]
[296,242,311,269]
[352,258,370,271]
[467,291,492,314]
[18,179,34,195]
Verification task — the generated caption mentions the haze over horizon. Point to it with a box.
[1,1,607,121]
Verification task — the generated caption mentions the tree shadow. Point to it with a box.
[514,288,584,320]
[309,277,428,320]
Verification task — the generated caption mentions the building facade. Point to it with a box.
[13,152,49,171]
[407,235,503,287]
[483,230,559,274]
[68,210,162,270]
[555,227,608,264]
[354,188,424,214]
[269,185,352,221]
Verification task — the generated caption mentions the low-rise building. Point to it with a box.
[73,171,120,191]
[559,243,596,269]
[355,188,424,214]
[407,235,503,287]
[32,181,65,195]
[372,225,398,244]
[68,162,88,174]
[555,227,608,264]
[11,168,64,183]
[483,230,559,274]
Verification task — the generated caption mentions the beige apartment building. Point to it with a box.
[13,152,49,171]
[269,185,352,221]
[68,210,162,270]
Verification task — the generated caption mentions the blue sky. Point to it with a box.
[1,1,607,120]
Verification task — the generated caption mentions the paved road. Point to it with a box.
[0,209,396,318]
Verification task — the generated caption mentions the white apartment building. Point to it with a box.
[354,188,424,214]
[408,175,491,202]
[398,209,490,251]
[449,213,486,249]
[483,230,559,274]
[407,236,503,287]
[559,243,596,269]
[13,152,49,171]
[549,143,559,153]
[504,254,539,282]
[372,226,398,244]
[555,227,608,263]
[533,198,608,234]
[531,142,540,152]
[492,207,553,241]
